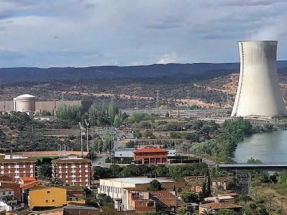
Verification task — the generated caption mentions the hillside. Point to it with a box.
[1,62,287,109]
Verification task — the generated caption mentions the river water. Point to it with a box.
[233,130,287,163]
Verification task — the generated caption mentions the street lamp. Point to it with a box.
[85,119,89,153]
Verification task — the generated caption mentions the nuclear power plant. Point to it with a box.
[231,41,287,117]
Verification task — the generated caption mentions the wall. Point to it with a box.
[28,187,67,209]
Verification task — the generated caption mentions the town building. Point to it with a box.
[211,177,231,190]
[199,201,242,215]
[133,148,168,164]
[28,187,67,210]
[51,155,92,187]
[98,177,174,211]
[114,148,135,158]
[0,154,37,180]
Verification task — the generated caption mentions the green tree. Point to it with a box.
[147,179,163,191]
[216,209,237,215]
[103,133,114,152]
[108,104,118,124]
[93,137,103,153]
[176,207,191,215]
[102,195,113,203]
[113,114,122,127]
[38,164,52,178]
[180,192,198,203]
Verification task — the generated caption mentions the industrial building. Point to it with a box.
[13,94,36,113]
[232,41,286,117]
[0,94,92,114]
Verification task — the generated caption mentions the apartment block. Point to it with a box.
[0,154,37,180]
[52,155,92,187]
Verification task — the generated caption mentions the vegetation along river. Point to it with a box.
[233,130,287,163]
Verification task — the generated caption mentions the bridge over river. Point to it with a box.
[218,163,287,171]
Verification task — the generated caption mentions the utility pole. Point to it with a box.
[85,119,89,153]
[79,122,85,157]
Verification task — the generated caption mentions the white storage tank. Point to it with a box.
[13,94,36,113]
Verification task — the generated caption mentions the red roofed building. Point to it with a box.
[133,148,168,165]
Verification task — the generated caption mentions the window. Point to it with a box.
[47,191,50,194]
[52,200,55,202]
[46,200,48,203]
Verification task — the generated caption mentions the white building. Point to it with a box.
[114,148,135,158]
[98,177,174,211]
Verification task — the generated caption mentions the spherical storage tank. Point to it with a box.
[13,94,36,112]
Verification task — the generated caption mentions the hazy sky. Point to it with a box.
[0,0,287,67]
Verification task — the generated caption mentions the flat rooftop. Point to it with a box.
[102,177,174,184]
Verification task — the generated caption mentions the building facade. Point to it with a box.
[51,155,92,187]
[133,148,168,164]
[98,177,174,211]
[28,187,67,210]
[0,154,37,180]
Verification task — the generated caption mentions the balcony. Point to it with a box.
[14,165,19,168]
[29,165,33,168]
[71,165,76,168]
[85,165,88,168]
[85,170,88,173]
[71,170,76,174]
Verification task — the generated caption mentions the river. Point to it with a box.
[233,130,287,163]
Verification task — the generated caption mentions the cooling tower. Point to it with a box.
[231,41,286,117]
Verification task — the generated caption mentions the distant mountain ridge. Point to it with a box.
[1,61,287,84]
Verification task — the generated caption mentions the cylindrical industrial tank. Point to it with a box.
[13,94,36,112]
[231,41,286,117]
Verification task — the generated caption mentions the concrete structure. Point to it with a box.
[0,154,37,180]
[232,41,286,117]
[28,187,67,210]
[51,155,92,187]
[13,94,36,113]
[133,148,168,164]
[114,148,135,158]
[167,148,177,157]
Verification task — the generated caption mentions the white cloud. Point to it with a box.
[0,0,287,67]
[157,53,177,64]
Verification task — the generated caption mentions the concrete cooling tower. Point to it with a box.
[231,41,286,117]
